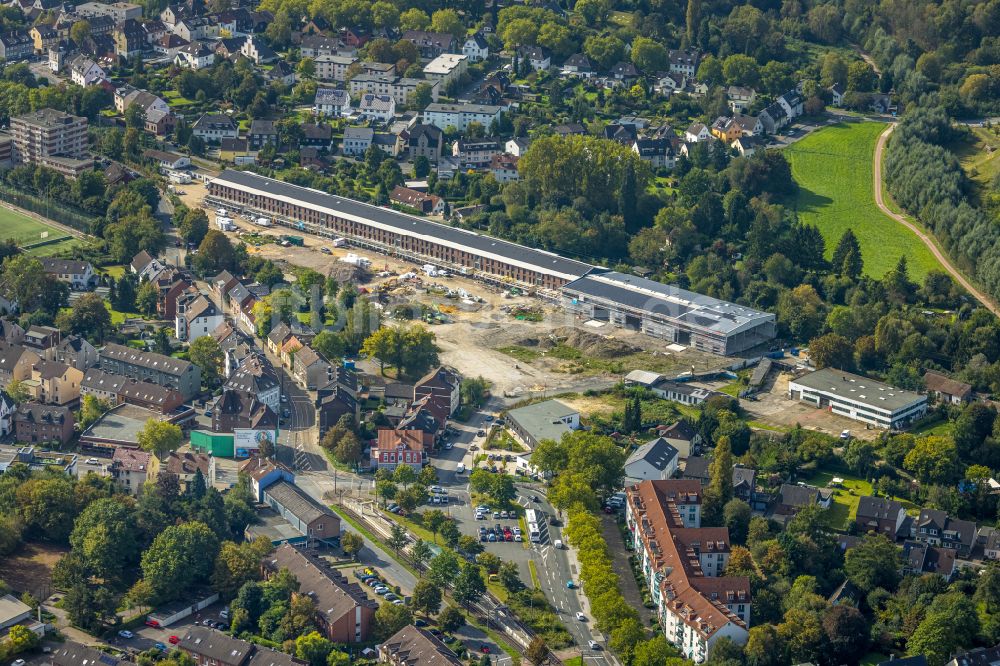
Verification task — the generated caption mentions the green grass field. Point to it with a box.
[0,207,85,256]
[801,468,918,531]
[784,122,941,279]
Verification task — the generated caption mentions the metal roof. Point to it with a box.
[209,170,594,281]
[562,271,774,337]
[790,368,926,412]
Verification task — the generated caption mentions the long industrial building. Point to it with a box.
[206,170,776,355]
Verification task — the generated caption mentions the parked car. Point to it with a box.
[576,612,586,621]
[588,641,600,650]
[477,430,487,437]
[169,636,180,644]
[118,630,134,639]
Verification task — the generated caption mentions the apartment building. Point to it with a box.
[98,342,201,400]
[626,479,749,661]
[10,108,91,178]
[421,103,502,132]
[348,75,439,106]
[110,447,158,496]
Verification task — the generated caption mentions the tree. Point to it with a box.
[193,230,236,275]
[341,532,363,560]
[296,632,333,666]
[327,650,350,666]
[498,561,521,591]
[904,436,962,485]
[212,539,271,599]
[62,293,111,341]
[411,539,431,570]
[179,208,209,246]
[809,333,854,370]
[424,509,447,543]
[412,579,442,616]
[374,602,412,640]
[583,34,625,71]
[137,419,183,458]
[139,521,220,603]
[136,279,159,315]
[630,37,667,72]
[399,7,430,31]
[823,605,869,664]
[723,499,752,544]
[526,637,548,665]
[844,534,900,593]
[703,437,733,525]
[428,550,460,589]
[745,624,786,666]
[189,335,224,386]
[908,593,980,666]
[843,438,878,476]
[453,562,485,607]
[17,477,77,542]
[723,54,760,86]
[460,376,491,408]
[78,394,111,430]
[439,605,465,633]
[333,433,362,466]
[439,519,460,548]
[388,522,408,553]
[5,378,30,404]
[430,8,464,40]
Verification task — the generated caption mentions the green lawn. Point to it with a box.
[784,121,941,279]
[801,468,918,531]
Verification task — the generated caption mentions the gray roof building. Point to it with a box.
[505,399,579,448]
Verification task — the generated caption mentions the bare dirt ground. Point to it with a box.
[744,372,881,440]
[0,541,69,598]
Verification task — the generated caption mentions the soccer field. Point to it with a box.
[0,207,84,255]
[784,121,942,279]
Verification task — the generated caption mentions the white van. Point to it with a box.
[554,539,563,549]
[456,463,465,473]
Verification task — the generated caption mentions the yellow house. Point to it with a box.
[29,360,84,406]
[29,25,58,54]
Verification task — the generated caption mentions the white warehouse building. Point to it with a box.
[787,368,927,429]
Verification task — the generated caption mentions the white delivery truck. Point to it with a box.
[255,217,272,227]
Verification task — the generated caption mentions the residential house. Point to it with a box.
[923,370,973,405]
[314,87,350,117]
[263,545,376,641]
[855,496,911,540]
[726,86,756,113]
[490,153,519,183]
[758,102,789,134]
[912,509,976,557]
[632,137,675,168]
[561,53,593,78]
[829,82,845,106]
[143,149,190,171]
[421,103,502,132]
[505,137,529,156]
[225,355,280,412]
[414,366,460,416]
[162,450,212,492]
[240,35,275,63]
[175,292,223,341]
[685,122,711,143]
[219,138,254,165]
[192,113,238,141]
[0,31,34,62]
[668,49,700,77]
[112,18,144,57]
[624,437,680,484]
[301,123,332,149]
[0,391,15,436]
[626,479,749,660]
[774,483,831,525]
[462,33,488,62]
[213,35,245,59]
[68,54,104,86]
[609,61,640,83]
[13,403,73,444]
[0,343,40,386]
[731,135,764,157]
[299,34,348,58]
[903,541,957,580]
[98,343,201,400]
[371,428,429,471]
[265,60,295,86]
[423,53,468,87]
[29,24,58,54]
[732,465,757,504]
[22,325,61,355]
[212,388,277,433]
[316,369,358,435]
[401,123,443,162]
[110,447,157,495]
[174,41,214,69]
[177,626,253,666]
[290,345,331,390]
[517,45,550,71]
[390,186,444,214]
[248,119,278,150]
[39,258,94,290]
[653,71,685,95]
[452,138,500,168]
[28,359,83,405]
[342,127,373,156]
[357,93,395,123]
[777,90,804,118]
[400,30,454,58]
[379,626,463,666]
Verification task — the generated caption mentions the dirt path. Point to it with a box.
[873,124,1000,316]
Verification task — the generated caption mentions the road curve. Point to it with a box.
[873,123,1000,316]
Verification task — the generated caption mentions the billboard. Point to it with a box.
[233,428,277,459]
